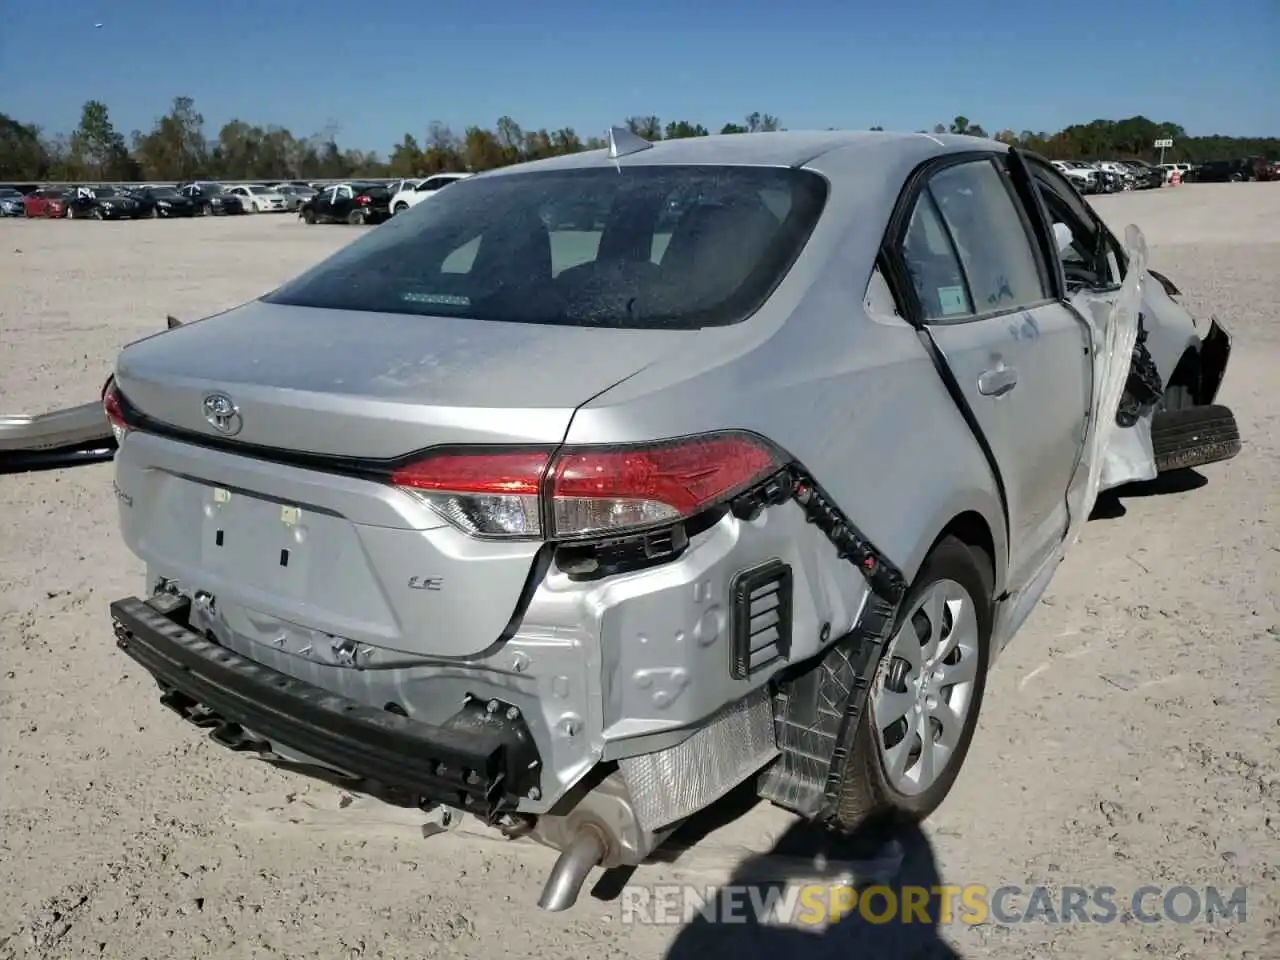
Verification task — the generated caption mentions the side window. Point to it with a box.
[928,159,1049,312]
[337,185,353,200]
[902,194,974,321]
[1029,162,1120,289]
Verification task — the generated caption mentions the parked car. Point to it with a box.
[389,172,472,214]
[177,182,246,216]
[97,128,1239,913]
[1118,159,1164,190]
[0,187,24,217]
[1050,160,1098,194]
[1192,160,1246,183]
[125,185,199,218]
[385,177,425,199]
[1158,162,1193,182]
[1256,159,1280,182]
[64,186,145,220]
[23,188,69,218]
[274,184,317,211]
[224,184,290,213]
[299,181,392,224]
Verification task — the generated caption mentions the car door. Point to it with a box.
[330,184,354,217]
[310,187,332,217]
[889,153,1092,593]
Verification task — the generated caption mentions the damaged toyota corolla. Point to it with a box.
[100,129,1240,911]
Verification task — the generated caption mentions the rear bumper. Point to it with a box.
[110,594,543,820]
[0,401,115,471]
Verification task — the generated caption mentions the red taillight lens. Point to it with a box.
[356,194,372,205]
[102,377,129,444]
[390,450,550,538]
[548,436,780,538]
[388,433,782,540]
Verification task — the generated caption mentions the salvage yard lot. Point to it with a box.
[1,185,1276,959]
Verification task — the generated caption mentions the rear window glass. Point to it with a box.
[262,165,828,330]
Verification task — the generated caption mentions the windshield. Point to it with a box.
[149,187,179,198]
[0,188,20,198]
[94,188,118,197]
[247,185,270,194]
[264,165,828,330]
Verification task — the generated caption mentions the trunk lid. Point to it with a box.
[115,298,684,457]
[112,298,690,659]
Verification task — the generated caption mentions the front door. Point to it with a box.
[890,154,1092,592]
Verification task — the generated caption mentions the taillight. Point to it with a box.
[102,377,129,444]
[356,194,372,206]
[391,449,549,538]
[388,433,783,541]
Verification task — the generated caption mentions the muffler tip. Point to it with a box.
[537,826,608,912]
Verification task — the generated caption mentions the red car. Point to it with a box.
[23,188,69,218]
[1256,159,1280,182]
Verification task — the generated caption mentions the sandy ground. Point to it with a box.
[0,187,1276,960]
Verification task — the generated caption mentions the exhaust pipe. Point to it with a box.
[537,826,608,912]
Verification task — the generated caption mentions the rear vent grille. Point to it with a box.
[730,559,793,680]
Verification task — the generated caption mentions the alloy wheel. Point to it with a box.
[871,578,981,797]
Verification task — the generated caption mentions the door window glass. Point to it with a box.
[928,160,1048,312]
[902,193,974,321]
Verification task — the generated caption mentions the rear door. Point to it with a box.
[887,153,1092,592]
[313,186,336,216]
[331,184,355,217]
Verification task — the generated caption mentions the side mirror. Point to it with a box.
[1052,222,1074,255]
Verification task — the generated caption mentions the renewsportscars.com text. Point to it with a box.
[619,883,1249,927]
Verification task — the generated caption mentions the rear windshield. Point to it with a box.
[262,165,828,330]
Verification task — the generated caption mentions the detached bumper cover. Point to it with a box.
[110,595,542,820]
[0,401,115,470]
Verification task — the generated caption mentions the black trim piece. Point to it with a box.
[1197,316,1232,406]
[0,442,116,475]
[729,559,794,680]
[1148,269,1181,298]
[114,385,555,479]
[748,462,907,822]
[110,595,542,821]
[1004,148,1065,301]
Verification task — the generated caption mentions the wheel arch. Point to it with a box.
[898,500,1006,602]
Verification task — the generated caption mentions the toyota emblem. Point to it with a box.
[202,392,242,436]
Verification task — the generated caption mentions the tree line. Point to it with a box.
[1,97,1276,184]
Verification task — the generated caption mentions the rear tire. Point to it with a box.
[393,202,408,215]
[347,209,365,226]
[302,209,316,225]
[830,536,993,832]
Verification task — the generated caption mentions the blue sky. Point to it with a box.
[3,0,1276,153]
